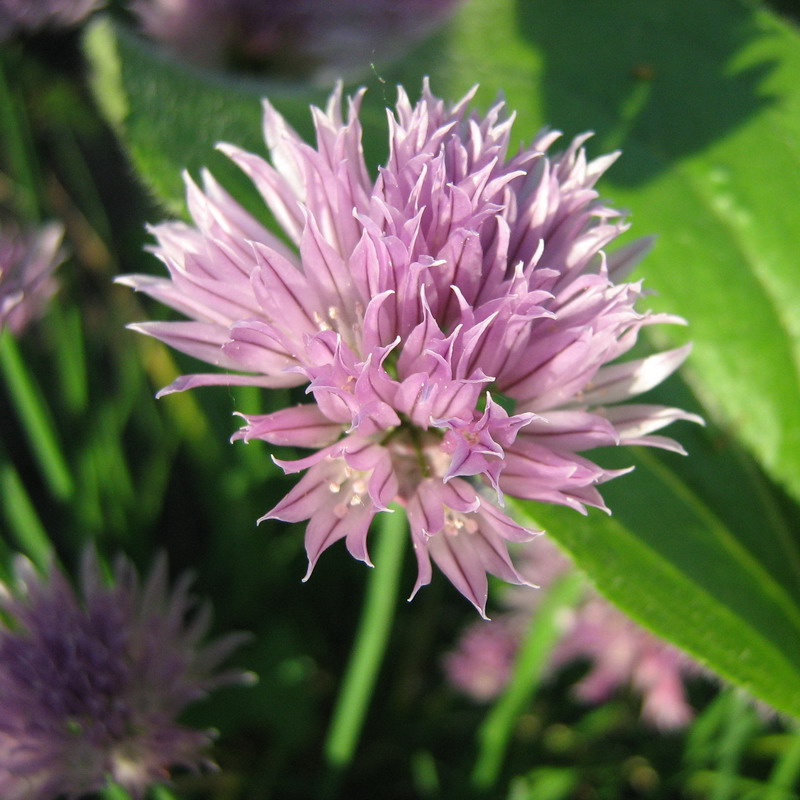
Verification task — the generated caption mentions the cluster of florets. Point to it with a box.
[0,0,101,39]
[134,0,458,79]
[123,81,698,615]
[445,536,699,728]
[0,552,250,799]
[0,221,63,335]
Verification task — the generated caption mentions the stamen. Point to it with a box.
[313,311,331,331]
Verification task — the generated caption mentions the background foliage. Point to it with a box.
[3,0,800,797]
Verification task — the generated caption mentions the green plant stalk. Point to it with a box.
[151,786,179,800]
[323,507,407,770]
[51,123,115,246]
[684,688,736,768]
[101,782,133,800]
[0,48,43,220]
[0,455,52,569]
[472,571,584,791]
[763,724,800,800]
[711,692,758,800]
[0,331,74,500]
[49,303,89,415]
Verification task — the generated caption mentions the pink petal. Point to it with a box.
[232,405,344,448]
[581,345,692,405]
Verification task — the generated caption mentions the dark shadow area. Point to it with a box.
[765,0,800,22]
[516,0,777,185]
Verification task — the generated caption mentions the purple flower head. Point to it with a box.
[0,221,63,336]
[0,0,102,39]
[446,536,699,729]
[135,0,459,80]
[0,551,251,799]
[122,82,700,616]
[442,621,517,702]
[552,594,698,730]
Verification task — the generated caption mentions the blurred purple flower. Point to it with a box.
[135,0,459,80]
[552,594,697,729]
[122,82,699,615]
[443,621,517,702]
[0,0,102,39]
[445,537,698,729]
[0,551,251,799]
[0,222,63,335]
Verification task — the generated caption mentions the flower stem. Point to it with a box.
[710,691,759,800]
[0,47,43,221]
[0,451,52,570]
[0,330,74,500]
[152,786,180,800]
[472,570,584,791]
[764,723,800,800]
[101,783,133,800]
[323,507,407,774]
[47,302,89,415]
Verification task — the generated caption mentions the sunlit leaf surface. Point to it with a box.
[83,1,800,717]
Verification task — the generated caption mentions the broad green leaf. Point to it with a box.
[429,0,800,720]
[427,0,800,505]
[85,5,800,500]
[84,1,800,716]
[83,17,395,216]
[513,441,800,719]
[84,17,328,215]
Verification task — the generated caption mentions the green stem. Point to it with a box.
[711,692,758,800]
[50,122,115,246]
[763,724,800,800]
[0,330,73,500]
[323,507,407,773]
[101,783,133,800]
[151,786,180,800]
[0,48,43,221]
[0,453,52,569]
[48,302,89,415]
[472,571,584,791]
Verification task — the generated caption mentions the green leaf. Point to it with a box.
[85,5,800,498]
[512,422,800,718]
[425,0,800,504]
[84,16,330,215]
[84,0,800,717]
[427,0,800,721]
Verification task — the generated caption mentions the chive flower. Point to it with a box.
[445,537,699,728]
[134,0,458,79]
[122,82,699,615]
[0,0,101,38]
[0,222,63,335]
[0,551,251,798]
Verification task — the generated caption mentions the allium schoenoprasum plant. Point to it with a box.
[0,551,252,799]
[133,0,460,81]
[5,0,800,795]
[445,534,701,730]
[121,81,700,617]
[0,0,102,39]
[0,221,64,336]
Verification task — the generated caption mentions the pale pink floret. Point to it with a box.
[122,82,700,615]
[0,222,63,335]
[443,621,517,702]
[553,595,697,729]
[134,0,459,81]
[0,0,101,38]
[446,537,699,729]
